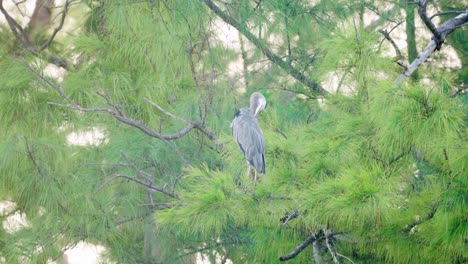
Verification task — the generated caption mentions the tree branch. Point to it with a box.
[39,0,72,51]
[200,0,328,94]
[418,0,443,49]
[449,84,467,98]
[280,210,299,226]
[402,204,437,234]
[97,173,179,198]
[394,10,468,84]
[378,29,403,60]
[325,230,340,264]
[279,235,316,261]
[0,0,69,68]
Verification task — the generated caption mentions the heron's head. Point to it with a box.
[250,92,267,117]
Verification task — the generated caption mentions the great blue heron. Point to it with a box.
[231,92,267,185]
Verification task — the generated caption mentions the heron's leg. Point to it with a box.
[253,170,257,192]
[246,161,251,178]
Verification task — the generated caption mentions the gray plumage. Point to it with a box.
[231,92,266,174]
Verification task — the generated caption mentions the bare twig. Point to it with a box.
[325,230,340,264]
[430,10,466,20]
[24,137,45,177]
[40,0,71,51]
[378,29,403,60]
[120,151,156,184]
[337,252,355,264]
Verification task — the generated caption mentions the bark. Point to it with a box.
[405,4,419,80]
[312,240,322,264]
[279,235,316,261]
[28,0,54,40]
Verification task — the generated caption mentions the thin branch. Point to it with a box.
[378,29,403,60]
[325,231,340,264]
[449,84,467,98]
[200,0,328,94]
[430,10,466,20]
[144,98,191,125]
[119,151,156,184]
[418,0,443,49]
[96,174,179,198]
[40,0,71,51]
[280,210,299,226]
[24,137,45,177]
[279,235,316,261]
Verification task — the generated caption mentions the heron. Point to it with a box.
[231,92,267,187]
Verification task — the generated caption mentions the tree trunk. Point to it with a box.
[28,0,54,40]
[405,4,419,81]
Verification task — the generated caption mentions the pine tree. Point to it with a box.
[0,0,466,263]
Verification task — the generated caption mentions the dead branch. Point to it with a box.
[97,173,179,198]
[24,137,45,177]
[24,62,194,165]
[378,29,403,60]
[325,230,340,264]
[280,210,299,226]
[394,10,468,84]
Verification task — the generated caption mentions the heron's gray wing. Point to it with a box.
[232,109,266,173]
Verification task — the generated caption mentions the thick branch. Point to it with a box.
[394,11,468,84]
[201,0,328,94]
[418,0,443,49]
[279,235,316,261]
